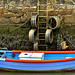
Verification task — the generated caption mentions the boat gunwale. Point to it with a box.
[12,50,75,54]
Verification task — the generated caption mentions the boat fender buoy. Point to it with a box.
[29,29,37,43]
[33,42,38,51]
[45,29,53,43]
[31,13,38,28]
[48,16,60,30]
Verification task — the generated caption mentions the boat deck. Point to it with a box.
[5,52,20,59]
[44,53,75,60]
[1,51,75,60]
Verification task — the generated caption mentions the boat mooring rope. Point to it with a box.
[8,19,29,34]
[7,6,37,34]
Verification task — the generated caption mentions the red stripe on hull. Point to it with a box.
[12,50,75,54]
[5,57,75,63]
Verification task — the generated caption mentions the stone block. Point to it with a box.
[64,15,75,23]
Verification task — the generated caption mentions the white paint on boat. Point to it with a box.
[0,58,5,61]
[19,53,32,58]
[66,57,72,59]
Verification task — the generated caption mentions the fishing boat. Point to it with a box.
[1,50,75,72]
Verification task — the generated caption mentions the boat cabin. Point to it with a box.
[19,53,44,60]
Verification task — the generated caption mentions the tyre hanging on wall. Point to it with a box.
[29,29,37,43]
[31,13,38,28]
[45,29,53,43]
[48,16,60,30]
[33,42,38,51]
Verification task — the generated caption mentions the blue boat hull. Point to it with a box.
[0,60,75,71]
[1,50,75,71]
